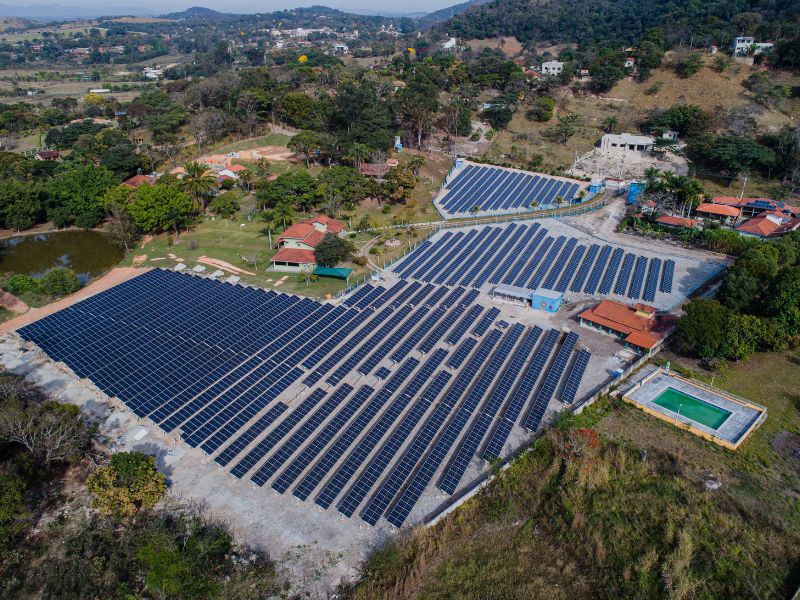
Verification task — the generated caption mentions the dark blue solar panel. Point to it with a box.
[660,259,675,293]
[643,258,662,302]
[561,349,590,404]
[374,367,391,380]
[583,245,611,294]
[214,403,288,467]
[599,247,624,295]
[570,244,599,293]
[472,307,500,336]
[614,253,636,296]
[555,244,585,292]
[628,256,648,299]
[523,331,579,431]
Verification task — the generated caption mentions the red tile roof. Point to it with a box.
[656,215,701,228]
[304,214,345,233]
[579,300,663,350]
[122,174,157,188]
[227,164,248,172]
[277,223,316,244]
[360,163,390,177]
[696,202,740,217]
[272,247,315,264]
[735,212,788,237]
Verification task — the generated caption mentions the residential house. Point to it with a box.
[579,300,671,353]
[122,173,158,188]
[441,37,458,51]
[655,215,701,229]
[34,150,61,161]
[695,202,740,223]
[731,36,773,56]
[541,60,563,76]
[736,211,800,238]
[624,56,635,69]
[271,215,346,273]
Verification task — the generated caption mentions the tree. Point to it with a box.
[49,161,117,228]
[545,113,581,143]
[720,312,763,361]
[408,155,426,176]
[189,109,224,152]
[763,268,800,339]
[288,130,321,168]
[602,115,619,133]
[396,79,440,149]
[647,104,712,137]
[343,143,370,169]
[717,270,760,312]
[256,170,316,210]
[589,66,624,93]
[273,201,294,229]
[105,201,138,252]
[180,162,216,211]
[674,299,727,360]
[129,183,195,238]
[87,452,166,519]
[0,399,90,466]
[687,135,775,180]
[252,157,271,179]
[314,233,354,267]
[0,178,44,230]
[481,105,514,130]
[209,191,240,219]
[526,97,554,122]
[381,166,417,203]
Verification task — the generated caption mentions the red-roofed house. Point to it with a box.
[695,202,740,222]
[579,300,672,352]
[35,150,62,161]
[122,173,158,188]
[655,215,701,229]
[709,195,800,218]
[359,163,390,178]
[736,212,800,239]
[271,214,346,272]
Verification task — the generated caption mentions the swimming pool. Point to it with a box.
[652,387,731,430]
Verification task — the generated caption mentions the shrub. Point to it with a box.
[526,97,555,122]
[87,451,166,519]
[47,206,72,228]
[353,255,367,267]
[5,274,38,295]
[187,239,199,251]
[38,268,81,297]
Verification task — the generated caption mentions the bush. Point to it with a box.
[87,451,166,519]
[526,97,555,122]
[4,274,38,295]
[353,255,367,267]
[47,206,72,228]
[38,268,81,297]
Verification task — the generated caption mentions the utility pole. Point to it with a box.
[739,174,748,200]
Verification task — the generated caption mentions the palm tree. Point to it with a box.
[408,154,425,176]
[274,202,294,230]
[238,168,254,192]
[343,143,370,170]
[602,115,619,133]
[181,161,216,211]
[471,205,481,216]
[260,209,276,248]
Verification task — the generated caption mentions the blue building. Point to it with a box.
[492,284,563,313]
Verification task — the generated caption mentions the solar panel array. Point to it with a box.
[18,269,592,530]
[394,224,678,303]
[437,164,583,217]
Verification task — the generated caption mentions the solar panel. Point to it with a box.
[523,331,579,431]
[598,247,624,295]
[583,245,611,294]
[447,337,477,369]
[643,258,662,302]
[251,384,355,486]
[445,305,484,345]
[555,244,585,292]
[374,367,391,380]
[628,256,649,299]
[472,307,500,336]
[292,358,420,502]
[560,349,590,404]
[569,244,598,293]
[314,349,447,509]
[660,259,675,293]
[438,325,525,495]
[614,253,636,296]
[338,370,452,519]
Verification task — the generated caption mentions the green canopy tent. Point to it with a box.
[313,266,353,281]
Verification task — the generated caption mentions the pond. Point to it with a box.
[0,230,124,284]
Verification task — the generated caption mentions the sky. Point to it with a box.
[1,0,460,16]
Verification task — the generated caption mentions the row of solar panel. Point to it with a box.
[16,271,529,524]
[439,165,581,216]
[246,319,590,528]
[393,224,676,300]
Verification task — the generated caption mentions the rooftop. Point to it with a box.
[696,202,740,218]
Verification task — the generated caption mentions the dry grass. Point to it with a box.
[467,36,524,57]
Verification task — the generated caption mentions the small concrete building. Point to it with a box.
[731,36,774,56]
[492,284,563,312]
[600,133,655,152]
[541,60,564,76]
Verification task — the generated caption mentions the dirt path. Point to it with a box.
[358,237,383,272]
[0,267,148,334]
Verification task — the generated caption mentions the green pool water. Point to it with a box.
[653,387,731,430]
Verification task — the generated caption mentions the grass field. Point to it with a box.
[123,210,371,299]
[349,349,800,599]
[210,133,292,155]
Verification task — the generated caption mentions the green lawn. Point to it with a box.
[124,211,370,299]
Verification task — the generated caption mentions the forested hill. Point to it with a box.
[421,0,490,23]
[437,0,800,48]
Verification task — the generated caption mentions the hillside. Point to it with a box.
[438,0,799,47]
[421,0,490,23]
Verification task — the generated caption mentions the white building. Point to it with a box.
[731,36,774,56]
[541,60,564,76]
[332,43,349,54]
[441,37,458,51]
[600,133,655,152]
[624,56,635,69]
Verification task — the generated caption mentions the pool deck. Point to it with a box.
[623,366,766,448]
